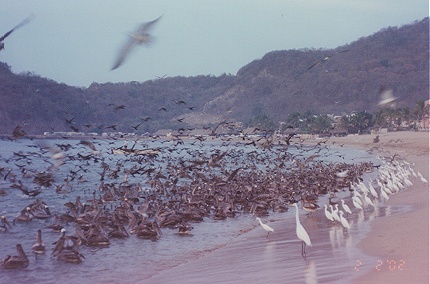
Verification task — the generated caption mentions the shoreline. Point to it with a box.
[2,131,428,283]
[325,132,429,283]
[140,131,428,283]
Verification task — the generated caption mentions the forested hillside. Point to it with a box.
[0,18,428,135]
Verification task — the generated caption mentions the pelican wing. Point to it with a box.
[111,36,136,70]
[0,15,34,42]
[135,15,162,36]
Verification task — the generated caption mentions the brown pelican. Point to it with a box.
[1,216,12,231]
[111,15,162,70]
[306,49,349,71]
[2,244,29,269]
[32,229,46,254]
[0,15,34,51]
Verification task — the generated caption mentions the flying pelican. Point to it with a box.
[292,203,312,255]
[256,217,274,238]
[0,15,34,51]
[377,86,397,107]
[111,15,162,70]
[306,49,349,71]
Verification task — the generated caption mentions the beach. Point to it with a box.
[337,132,429,284]
[305,131,429,283]
[142,131,429,284]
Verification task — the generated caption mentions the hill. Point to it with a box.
[0,17,428,135]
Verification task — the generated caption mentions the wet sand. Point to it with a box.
[328,131,429,283]
[136,131,428,284]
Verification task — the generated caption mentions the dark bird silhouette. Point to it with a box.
[306,49,349,71]
[132,122,142,130]
[172,100,186,105]
[1,15,34,51]
[111,15,162,70]
[65,117,75,124]
[114,105,127,111]
[284,133,296,145]
[105,125,118,131]
[11,125,28,139]
[141,116,152,122]
[70,125,79,132]
[211,120,227,137]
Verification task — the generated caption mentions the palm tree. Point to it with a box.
[341,111,373,134]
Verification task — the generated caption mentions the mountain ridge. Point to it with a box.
[0,17,428,135]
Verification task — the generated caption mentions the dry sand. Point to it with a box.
[326,131,429,283]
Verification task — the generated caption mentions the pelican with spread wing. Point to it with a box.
[111,15,162,70]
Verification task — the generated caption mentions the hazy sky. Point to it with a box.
[1,1,428,87]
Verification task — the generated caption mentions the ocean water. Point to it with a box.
[0,138,410,283]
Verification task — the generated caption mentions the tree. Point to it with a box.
[341,111,373,134]
[310,115,334,134]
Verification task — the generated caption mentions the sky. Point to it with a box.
[0,0,428,87]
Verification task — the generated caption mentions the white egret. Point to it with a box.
[368,182,378,198]
[338,211,350,230]
[292,203,312,255]
[357,182,369,195]
[323,204,334,221]
[380,187,389,201]
[330,204,341,222]
[352,197,363,210]
[256,217,274,238]
[417,172,428,183]
[341,199,352,215]
[363,193,375,208]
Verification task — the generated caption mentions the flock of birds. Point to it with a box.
[0,14,425,272]
[1,133,427,270]
[255,153,427,256]
[1,14,161,71]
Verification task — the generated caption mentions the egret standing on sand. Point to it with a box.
[323,205,334,222]
[292,203,312,255]
[341,199,352,216]
[256,217,274,238]
[338,211,351,230]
